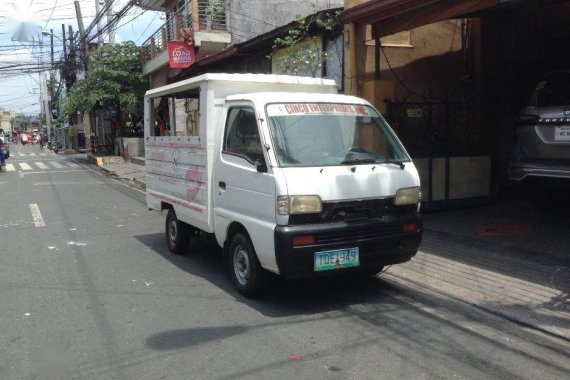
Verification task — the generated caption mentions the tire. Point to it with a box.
[165,208,190,254]
[229,233,266,298]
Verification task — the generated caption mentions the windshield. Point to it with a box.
[266,103,410,167]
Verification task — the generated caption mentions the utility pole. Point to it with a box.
[68,25,77,85]
[62,24,69,89]
[94,0,104,45]
[49,29,54,99]
[39,38,51,141]
[106,0,115,44]
[74,1,88,72]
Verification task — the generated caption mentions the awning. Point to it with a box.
[341,0,501,38]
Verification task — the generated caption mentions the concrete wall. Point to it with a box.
[228,0,343,43]
[115,138,145,161]
[347,19,466,103]
[413,156,491,206]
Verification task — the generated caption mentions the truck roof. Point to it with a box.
[225,92,370,105]
[145,73,338,99]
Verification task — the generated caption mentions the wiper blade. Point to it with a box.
[383,160,406,169]
[340,158,377,165]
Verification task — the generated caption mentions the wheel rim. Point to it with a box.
[168,220,178,246]
[233,245,250,286]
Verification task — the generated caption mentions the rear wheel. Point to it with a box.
[165,208,190,254]
[229,233,266,298]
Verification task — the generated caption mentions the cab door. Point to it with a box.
[213,103,278,270]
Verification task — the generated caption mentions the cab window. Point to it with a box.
[223,107,264,164]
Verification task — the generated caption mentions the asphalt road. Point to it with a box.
[1,143,569,380]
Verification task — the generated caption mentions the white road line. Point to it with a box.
[48,161,64,168]
[19,163,32,171]
[29,153,36,156]
[35,162,49,170]
[29,204,46,227]
[5,164,15,171]
[66,162,80,168]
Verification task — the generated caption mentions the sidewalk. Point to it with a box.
[388,194,569,340]
[87,154,146,187]
[91,154,569,340]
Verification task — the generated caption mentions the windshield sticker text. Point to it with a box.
[268,104,370,116]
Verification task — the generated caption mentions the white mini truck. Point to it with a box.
[145,73,422,297]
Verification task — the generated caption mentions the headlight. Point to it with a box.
[277,195,322,215]
[394,187,421,206]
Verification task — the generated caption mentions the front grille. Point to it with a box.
[316,224,404,244]
[289,198,416,225]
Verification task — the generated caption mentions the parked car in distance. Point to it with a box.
[509,70,570,210]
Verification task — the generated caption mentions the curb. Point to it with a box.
[87,154,125,166]
[386,271,570,342]
[131,156,145,166]
[385,243,570,342]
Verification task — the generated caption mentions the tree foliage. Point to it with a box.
[64,41,147,119]
[269,11,341,76]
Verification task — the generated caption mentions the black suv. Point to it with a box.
[509,71,570,209]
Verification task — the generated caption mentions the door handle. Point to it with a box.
[219,181,226,189]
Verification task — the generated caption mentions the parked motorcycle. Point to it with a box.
[48,141,62,153]
[53,141,63,153]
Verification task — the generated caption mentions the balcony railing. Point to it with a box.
[141,0,227,64]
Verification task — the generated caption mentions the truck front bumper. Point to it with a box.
[274,215,422,279]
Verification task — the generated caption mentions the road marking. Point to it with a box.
[29,153,36,156]
[49,161,64,168]
[66,162,80,168]
[29,204,46,227]
[19,163,32,171]
[5,164,15,171]
[35,162,49,170]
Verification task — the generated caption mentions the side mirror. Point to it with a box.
[255,159,268,173]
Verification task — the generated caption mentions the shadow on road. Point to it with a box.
[133,232,407,318]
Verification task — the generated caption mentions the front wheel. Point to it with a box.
[165,208,190,254]
[229,233,266,298]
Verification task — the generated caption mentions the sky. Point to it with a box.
[0,0,164,116]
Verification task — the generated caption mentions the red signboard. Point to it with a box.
[167,41,196,68]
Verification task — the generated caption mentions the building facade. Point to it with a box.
[0,110,16,135]
[137,0,343,89]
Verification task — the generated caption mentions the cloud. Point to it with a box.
[0,47,34,64]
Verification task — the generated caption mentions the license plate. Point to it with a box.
[314,248,360,272]
[554,126,570,141]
